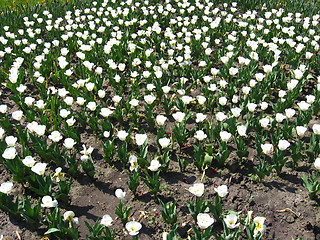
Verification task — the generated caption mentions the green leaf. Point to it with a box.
[44,228,61,235]
[204,153,213,168]
[306,74,314,79]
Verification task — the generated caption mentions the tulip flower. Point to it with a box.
[100,214,113,227]
[125,221,142,236]
[115,189,126,200]
[214,185,228,197]
[188,183,204,197]
[224,214,240,229]
[0,182,13,194]
[41,196,58,208]
[197,213,214,229]
[63,211,79,224]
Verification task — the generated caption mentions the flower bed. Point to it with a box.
[0,0,319,239]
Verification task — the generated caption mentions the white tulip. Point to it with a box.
[103,131,110,138]
[297,101,310,111]
[181,96,193,105]
[158,138,170,148]
[208,83,217,91]
[80,145,94,156]
[86,101,97,111]
[229,67,238,76]
[100,108,113,117]
[211,68,220,75]
[214,185,228,197]
[242,86,251,95]
[278,140,290,150]
[41,196,58,208]
[112,95,122,104]
[16,84,27,93]
[148,159,161,171]
[60,109,70,118]
[197,213,214,229]
[85,82,95,91]
[255,73,265,82]
[216,112,228,122]
[285,108,296,119]
[188,183,204,197]
[144,95,156,105]
[117,130,128,141]
[115,189,126,200]
[249,80,257,87]
[64,211,79,224]
[263,64,273,73]
[5,136,17,147]
[314,158,320,170]
[0,182,13,194]
[275,113,286,123]
[253,217,266,237]
[31,162,47,175]
[129,155,138,171]
[48,131,63,142]
[278,90,287,98]
[261,143,274,154]
[156,115,167,126]
[76,97,86,105]
[296,126,307,137]
[63,138,76,149]
[196,96,206,105]
[218,97,228,106]
[22,156,36,167]
[195,113,207,123]
[260,102,269,110]
[231,108,242,118]
[66,116,76,126]
[172,112,185,123]
[2,147,17,160]
[259,118,270,128]
[35,100,46,109]
[12,110,23,121]
[146,84,155,91]
[247,103,257,112]
[129,99,139,107]
[237,125,247,136]
[135,133,148,146]
[312,124,320,135]
[34,124,46,136]
[98,90,106,98]
[64,96,74,105]
[118,63,126,71]
[293,69,303,79]
[220,131,232,142]
[100,214,113,227]
[287,79,299,91]
[224,214,240,229]
[194,130,207,141]
[162,86,171,94]
[125,221,142,236]
[306,95,315,104]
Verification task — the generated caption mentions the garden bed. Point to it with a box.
[0,0,320,239]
